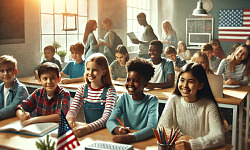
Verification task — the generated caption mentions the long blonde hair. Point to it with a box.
[162,20,173,35]
[84,53,113,86]
[191,51,213,74]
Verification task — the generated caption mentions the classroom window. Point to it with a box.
[40,0,87,53]
[127,0,151,49]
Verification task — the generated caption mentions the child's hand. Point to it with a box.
[113,127,130,135]
[20,117,37,126]
[175,140,192,150]
[20,111,30,122]
[131,39,140,44]
[113,135,136,144]
[61,79,71,84]
[72,125,91,137]
[68,120,76,129]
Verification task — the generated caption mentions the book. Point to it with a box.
[0,120,58,137]
[127,32,138,41]
[85,141,133,150]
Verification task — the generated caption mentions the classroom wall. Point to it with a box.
[0,0,41,78]
[162,0,250,55]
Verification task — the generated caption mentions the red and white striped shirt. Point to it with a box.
[66,83,116,132]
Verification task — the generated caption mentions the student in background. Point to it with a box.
[230,42,241,55]
[201,43,221,71]
[177,41,190,60]
[191,51,214,74]
[110,45,129,80]
[157,63,225,150]
[66,53,116,137]
[246,36,250,45]
[34,46,62,79]
[216,44,250,86]
[131,12,158,59]
[210,39,225,60]
[107,57,158,143]
[165,46,186,71]
[98,18,118,64]
[147,40,174,89]
[60,42,85,84]
[83,20,100,59]
[162,20,177,50]
[0,55,29,120]
[16,62,70,126]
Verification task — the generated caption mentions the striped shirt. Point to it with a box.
[67,83,116,132]
[17,86,70,116]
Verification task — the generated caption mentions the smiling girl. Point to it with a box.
[66,53,116,137]
[216,44,250,85]
[109,45,129,80]
[157,63,225,150]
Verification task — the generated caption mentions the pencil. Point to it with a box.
[225,72,232,80]
[114,115,131,133]
[19,107,30,118]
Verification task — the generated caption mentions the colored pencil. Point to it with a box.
[225,72,232,80]
[114,115,131,133]
[20,107,30,119]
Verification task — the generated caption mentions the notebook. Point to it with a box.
[85,141,133,150]
[207,74,223,98]
[127,32,138,41]
[0,120,58,137]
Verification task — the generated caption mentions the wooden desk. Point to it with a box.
[0,117,232,150]
[18,76,249,150]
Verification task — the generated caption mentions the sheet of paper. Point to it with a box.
[127,32,138,41]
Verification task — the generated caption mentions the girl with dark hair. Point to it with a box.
[157,63,225,150]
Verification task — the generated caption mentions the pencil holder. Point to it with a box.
[157,142,175,150]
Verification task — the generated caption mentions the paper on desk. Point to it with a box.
[223,85,240,88]
[127,32,138,41]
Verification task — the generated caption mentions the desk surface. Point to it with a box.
[19,76,249,105]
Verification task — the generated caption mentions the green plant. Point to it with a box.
[52,42,61,52]
[57,50,67,57]
[35,135,56,150]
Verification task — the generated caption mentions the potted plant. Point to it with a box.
[57,50,67,62]
[52,42,61,53]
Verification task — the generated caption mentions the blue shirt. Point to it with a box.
[62,60,85,79]
[175,55,187,68]
[107,93,158,141]
[0,78,29,120]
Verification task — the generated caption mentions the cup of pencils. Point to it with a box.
[153,127,180,150]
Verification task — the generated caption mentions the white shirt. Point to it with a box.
[150,63,163,83]
[4,87,10,107]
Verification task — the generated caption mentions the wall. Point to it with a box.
[162,0,250,54]
[0,0,41,78]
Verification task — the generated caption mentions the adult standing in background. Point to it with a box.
[132,12,158,59]
[83,20,100,59]
[99,18,116,64]
[162,20,177,51]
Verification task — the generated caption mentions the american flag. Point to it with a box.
[218,9,250,42]
[57,109,80,150]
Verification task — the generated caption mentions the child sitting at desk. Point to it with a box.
[177,41,190,60]
[107,57,158,143]
[16,62,70,126]
[0,55,29,120]
[60,42,85,84]
[191,51,214,74]
[66,53,116,137]
[165,45,186,71]
[34,45,62,79]
[216,44,250,86]
[157,63,225,150]
[110,45,129,80]
[147,40,174,89]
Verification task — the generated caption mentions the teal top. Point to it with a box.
[62,60,85,79]
[107,93,158,141]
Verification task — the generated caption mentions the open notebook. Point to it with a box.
[85,141,133,150]
[0,120,58,137]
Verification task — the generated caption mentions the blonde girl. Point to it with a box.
[158,63,225,150]
[162,20,177,50]
[110,45,130,80]
[177,41,190,59]
[66,53,117,137]
[191,51,214,74]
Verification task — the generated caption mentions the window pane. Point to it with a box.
[41,0,53,13]
[67,35,79,50]
[79,17,87,35]
[127,0,132,7]
[54,0,65,13]
[55,35,67,51]
[55,14,65,34]
[41,14,54,34]
[66,0,77,14]
[42,35,54,51]
[127,7,132,20]
[79,0,87,16]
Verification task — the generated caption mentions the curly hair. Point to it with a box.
[126,57,154,82]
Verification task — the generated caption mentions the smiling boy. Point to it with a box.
[107,57,158,143]
[165,45,186,71]
[0,55,29,120]
[16,62,70,126]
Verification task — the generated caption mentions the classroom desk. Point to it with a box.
[0,117,232,150]
[18,76,249,150]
